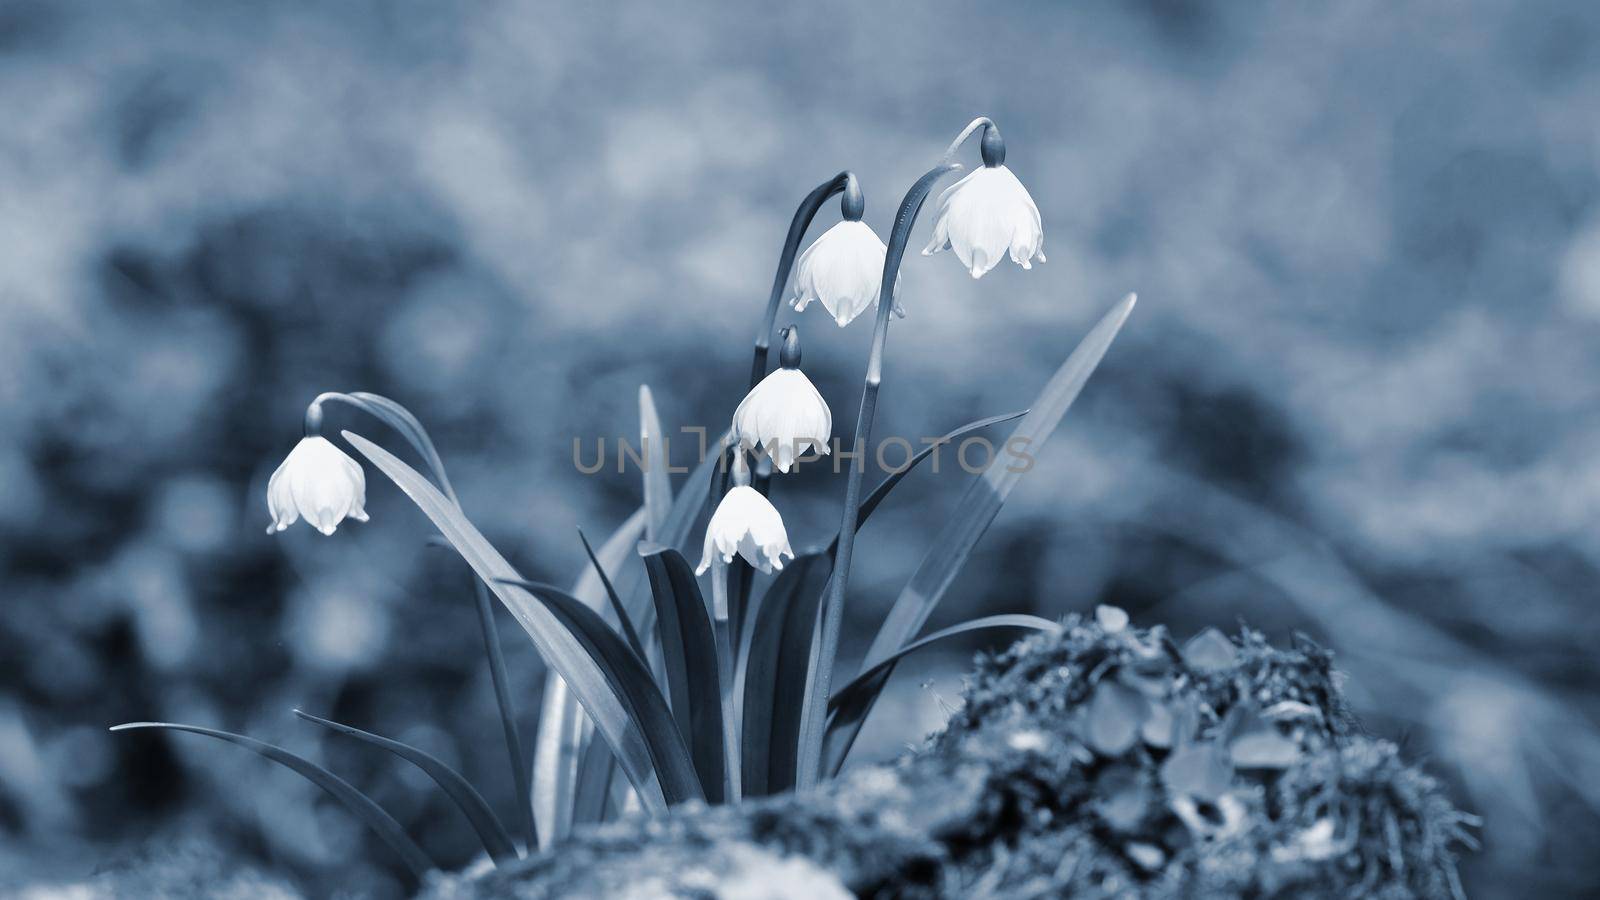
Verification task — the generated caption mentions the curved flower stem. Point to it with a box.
[310,392,535,852]
[749,171,856,391]
[712,577,742,804]
[730,453,771,644]
[740,173,855,675]
[941,116,997,166]
[795,162,962,789]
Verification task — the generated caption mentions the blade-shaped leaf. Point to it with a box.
[840,295,1135,766]
[539,429,731,839]
[740,552,830,797]
[851,409,1028,537]
[500,579,705,806]
[344,430,668,814]
[534,507,647,847]
[570,729,616,828]
[579,528,651,668]
[344,392,457,498]
[658,427,733,551]
[862,296,1134,670]
[621,427,735,678]
[823,615,1059,774]
[293,710,517,865]
[110,722,435,881]
[639,385,673,542]
[329,392,533,847]
[639,543,727,804]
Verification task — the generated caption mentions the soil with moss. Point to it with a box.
[425,611,1476,899]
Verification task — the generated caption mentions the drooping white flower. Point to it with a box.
[735,326,831,473]
[922,164,1045,279]
[695,485,794,577]
[266,436,369,536]
[790,219,895,327]
[733,370,831,474]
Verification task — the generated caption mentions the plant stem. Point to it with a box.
[311,392,535,851]
[737,173,855,720]
[715,613,742,803]
[795,162,961,789]
[749,171,855,391]
[710,559,741,801]
[941,116,996,166]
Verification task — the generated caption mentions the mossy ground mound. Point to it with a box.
[429,613,1475,899]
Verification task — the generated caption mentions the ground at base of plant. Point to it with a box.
[426,612,1475,900]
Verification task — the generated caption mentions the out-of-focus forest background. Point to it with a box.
[2,0,1598,896]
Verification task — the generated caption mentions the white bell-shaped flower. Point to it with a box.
[266,436,369,536]
[735,327,831,473]
[922,164,1045,279]
[695,485,795,576]
[790,219,895,328]
[734,366,831,473]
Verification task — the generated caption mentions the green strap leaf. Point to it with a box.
[618,427,735,673]
[639,385,673,542]
[327,391,535,849]
[732,413,1027,798]
[570,729,617,828]
[851,410,1028,537]
[658,427,733,550]
[538,428,731,840]
[110,722,435,882]
[823,615,1059,774]
[534,506,646,847]
[740,552,831,797]
[862,296,1134,670]
[344,430,668,814]
[579,528,651,670]
[343,392,457,500]
[292,710,517,865]
[836,295,1135,765]
[500,579,705,806]
[639,544,727,804]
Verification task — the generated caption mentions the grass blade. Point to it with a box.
[639,385,673,542]
[292,710,518,865]
[836,295,1134,770]
[861,295,1134,670]
[852,410,1028,535]
[539,429,730,837]
[110,722,434,882]
[579,527,651,669]
[740,552,830,797]
[639,543,727,804]
[500,579,705,806]
[534,507,646,847]
[343,392,456,497]
[344,430,668,814]
[570,730,616,828]
[822,615,1059,774]
[328,392,535,849]
[655,427,733,552]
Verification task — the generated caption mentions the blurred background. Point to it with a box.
[2,0,1598,895]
